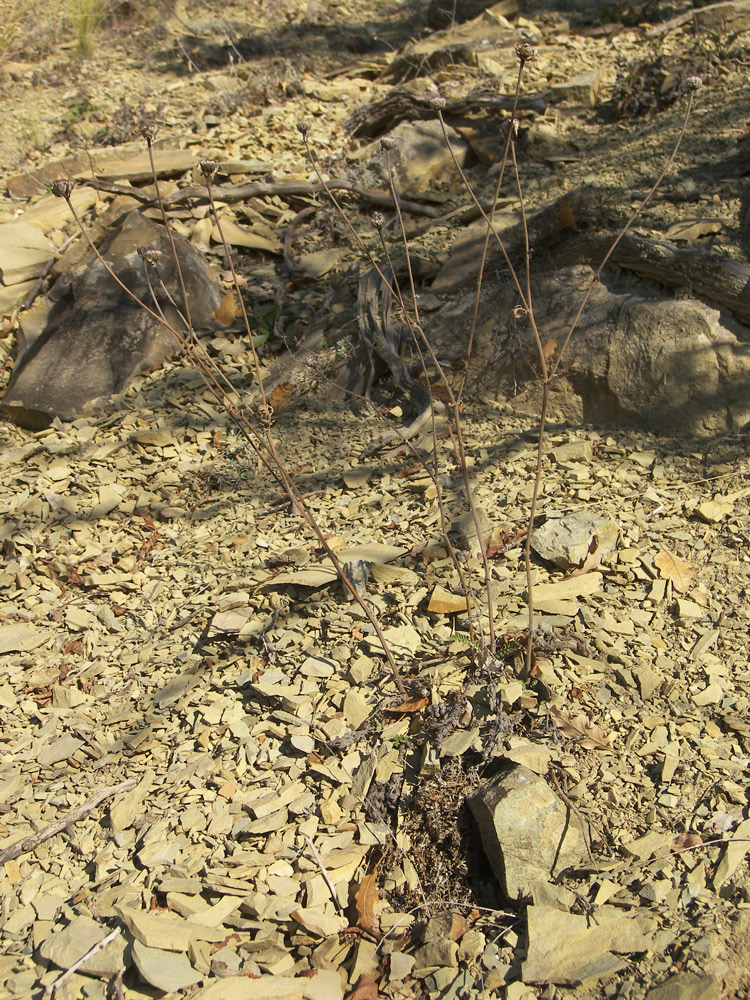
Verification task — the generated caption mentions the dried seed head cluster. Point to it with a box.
[686,76,703,91]
[515,41,536,64]
[199,159,218,179]
[51,178,75,199]
[372,211,386,230]
[140,123,159,143]
[430,96,446,111]
[296,120,312,138]
[504,118,520,141]
[137,246,162,267]
[380,136,396,152]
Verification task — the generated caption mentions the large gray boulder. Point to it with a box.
[433,262,750,436]
[2,211,221,429]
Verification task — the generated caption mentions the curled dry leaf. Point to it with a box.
[354,871,381,935]
[550,706,613,750]
[384,696,429,714]
[670,833,703,852]
[654,546,696,593]
[348,974,379,1000]
[212,290,238,325]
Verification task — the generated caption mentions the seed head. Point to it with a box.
[296,120,312,138]
[430,96,446,111]
[372,212,385,230]
[380,136,396,152]
[686,76,703,91]
[140,123,159,143]
[137,246,163,267]
[504,118,520,141]
[515,41,536,64]
[199,159,218,179]
[51,178,75,199]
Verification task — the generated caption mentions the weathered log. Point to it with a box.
[344,86,546,140]
[79,176,443,217]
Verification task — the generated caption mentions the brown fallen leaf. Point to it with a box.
[354,869,381,935]
[670,833,703,852]
[568,537,604,578]
[348,974,379,1000]
[653,546,696,593]
[212,290,238,325]
[550,706,613,750]
[384,696,429,714]
[542,337,558,364]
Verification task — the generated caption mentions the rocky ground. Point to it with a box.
[0,1,749,999]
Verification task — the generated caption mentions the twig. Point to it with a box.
[303,835,343,912]
[44,928,122,997]
[0,779,135,864]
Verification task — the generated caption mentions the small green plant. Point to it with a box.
[67,0,107,57]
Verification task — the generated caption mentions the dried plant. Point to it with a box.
[67,0,108,57]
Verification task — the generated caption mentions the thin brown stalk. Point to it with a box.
[455,60,525,401]
[143,128,195,337]
[520,86,699,671]
[382,145,496,653]
[196,167,406,695]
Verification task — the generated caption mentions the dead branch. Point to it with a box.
[0,778,136,864]
[79,176,442,217]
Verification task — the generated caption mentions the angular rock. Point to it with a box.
[549,70,601,106]
[131,940,201,992]
[193,971,342,999]
[2,211,221,428]
[116,905,191,951]
[427,0,517,29]
[469,765,588,900]
[39,917,127,976]
[412,939,459,971]
[373,120,469,192]
[434,256,750,436]
[523,904,654,985]
[290,907,348,938]
[531,511,619,570]
[644,972,719,1000]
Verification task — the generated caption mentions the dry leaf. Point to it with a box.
[568,538,604,578]
[670,833,703,852]
[557,197,579,230]
[354,870,381,935]
[384,696,429,714]
[270,381,294,412]
[654,547,696,593]
[348,975,379,1000]
[542,338,558,364]
[212,290,238,325]
[550,706,612,750]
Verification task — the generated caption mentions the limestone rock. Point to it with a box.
[131,940,201,992]
[2,211,221,428]
[644,972,719,1000]
[193,971,342,999]
[523,904,655,985]
[531,511,619,569]
[469,764,588,900]
[441,262,750,436]
[373,120,469,192]
[39,917,127,976]
[427,0,517,29]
